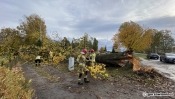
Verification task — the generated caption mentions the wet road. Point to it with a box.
[141,59,175,82]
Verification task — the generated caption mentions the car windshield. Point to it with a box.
[166,53,175,56]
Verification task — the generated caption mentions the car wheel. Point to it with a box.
[173,60,175,64]
[160,58,162,61]
[164,59,168,63]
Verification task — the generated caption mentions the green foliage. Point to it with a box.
[70,34,98,54]
[0,14,98,62]
[0,28,22,52]
[0,66,33,99]
[19,45,40,61]
[92,38,98,51]
[99,47,106,53]
[149,30,162,53]
[36,39,43,47]
[17,14,47,46]
[159,30,174,53]
[104,46,107,51]
[134,53,147,59]
[75,33,98,51]
[78,33,89,49]
[61,37,71,50]
[149,30,174,53]
[112,47,115,53]
[0,57,9,66]
[88,40,93,49]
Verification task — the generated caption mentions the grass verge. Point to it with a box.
[134,53,147,60]
[106,64,165,87]
[0,66,33,99]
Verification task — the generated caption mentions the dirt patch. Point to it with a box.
[21,62,175,99]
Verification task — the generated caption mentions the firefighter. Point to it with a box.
[89,49,96,66]
[49,50,53,62]
[35,54,42,66]
[76,49,90,85]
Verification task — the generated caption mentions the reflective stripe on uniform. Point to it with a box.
[90,53,96,62]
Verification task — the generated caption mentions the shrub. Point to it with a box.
[88,63,109,80]
[0,66,33,99]
[53,53,66,64]
[0,58,9,66]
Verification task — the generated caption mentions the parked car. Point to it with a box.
[160,53,175,63]
[147,53,159,59]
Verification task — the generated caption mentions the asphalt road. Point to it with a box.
[141,59,175,82]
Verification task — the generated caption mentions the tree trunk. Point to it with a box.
[95,52,133,66]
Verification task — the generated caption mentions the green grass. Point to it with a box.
[134,53,147,59]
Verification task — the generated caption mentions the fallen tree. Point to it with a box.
[95,52,133,67]
[95,51,161,78]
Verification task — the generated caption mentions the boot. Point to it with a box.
[84,78,90,83]
[78,78,83,85]
[78,82,83,85]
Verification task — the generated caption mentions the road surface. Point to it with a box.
[141,59,175,82]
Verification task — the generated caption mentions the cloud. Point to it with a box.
[137,16,175,32]
[0,0,175,47]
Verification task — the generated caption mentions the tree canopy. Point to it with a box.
[159,30,174,53]
[17,14,47,46]
[113,21,153,51]
[0,28,22,51]
[113,21,174,53]
[92,38,98,51]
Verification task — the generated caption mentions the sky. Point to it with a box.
[1,0,175,51]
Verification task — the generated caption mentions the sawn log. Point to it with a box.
[95,52,133,66]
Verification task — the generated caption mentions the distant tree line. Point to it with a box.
[0,14,98,57]
[113,21,174,53]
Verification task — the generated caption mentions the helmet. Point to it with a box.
[81,49,87,54]
[90,49,94,53]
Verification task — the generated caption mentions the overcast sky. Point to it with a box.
[1,0,175,50]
